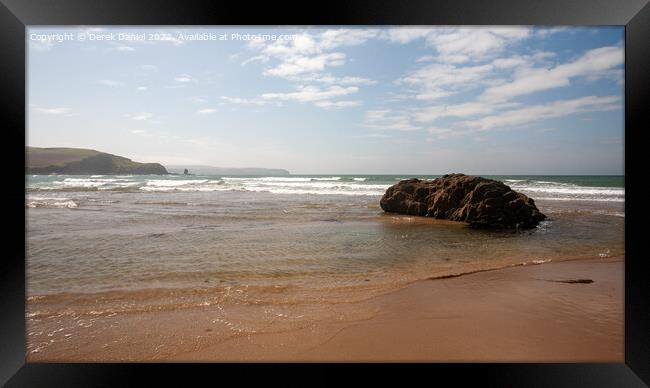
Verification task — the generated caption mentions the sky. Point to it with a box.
[27,26,624,175]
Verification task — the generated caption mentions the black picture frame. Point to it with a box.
[1,0,648,386]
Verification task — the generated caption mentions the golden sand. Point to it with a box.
[27,257,623,362]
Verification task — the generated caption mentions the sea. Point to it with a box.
[25,174,624,351]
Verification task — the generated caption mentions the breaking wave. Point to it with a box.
[26,175,624,201]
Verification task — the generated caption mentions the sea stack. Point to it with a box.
[380,173,546,229]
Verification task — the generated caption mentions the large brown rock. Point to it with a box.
[380,173,546,229]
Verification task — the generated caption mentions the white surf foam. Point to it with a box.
[27,196,78,209]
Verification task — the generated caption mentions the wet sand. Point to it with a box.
[27,257,623,362]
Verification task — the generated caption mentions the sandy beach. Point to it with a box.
[27,256,623,362]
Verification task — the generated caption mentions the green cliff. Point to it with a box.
[27,147,168,175]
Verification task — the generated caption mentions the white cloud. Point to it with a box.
[364,95,621,141]
[365,109,423,132]
[416,55,436,63]
[313,100,362,109]
[465,95,622,131]
[377,29,565,108]
[127,112,154,121]
[366,133,392,138]
[424,28,531,63]
[174,74,195,83]
[219,96,274,106]
[384,27,433,44]
[534,27,571,38]
[245,29,379,80]
[198,108,217,114]
[259,33,319,57]
[219,29,626,143]
[492,57,529,69]
[318,29,380,50]
[397,62,495,101]
[426,127,456,139]
[264,52,346,77]
[289,74,376,85]
[381,27,531,63]
[329,76,375,85]
[382,38,623,142]
[136,86,147,91]
[37,107,71,115]
[252,29,377,60]
[131,129,147,135]
[238,29,382,111]
[586,68,624,84]
[366,109,390,121]
[414,89,452,101]
[96,79,124,87]
[481,45,623,102]
[241,55,268,66]
[261,85,358,103]
[414,101,513,123]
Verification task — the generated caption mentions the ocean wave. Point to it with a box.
[26,175,624,200]
[86,198,119,204]
[62,178,130,183]
[145,179,209,187]
[44,177,139,190]
[241,187,384,196]
[137,182,389,195]
[506,180,624,202]
[28,186,141,193]
[221,176,342,182]
[513,186,624,196]
[140,186,231,193]
[534,196,624,203]
[27,197,78,209]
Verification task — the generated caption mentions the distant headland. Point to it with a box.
[26,147,291,176]
[26,147,168,175]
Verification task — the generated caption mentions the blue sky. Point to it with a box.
[27,26,624,174]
